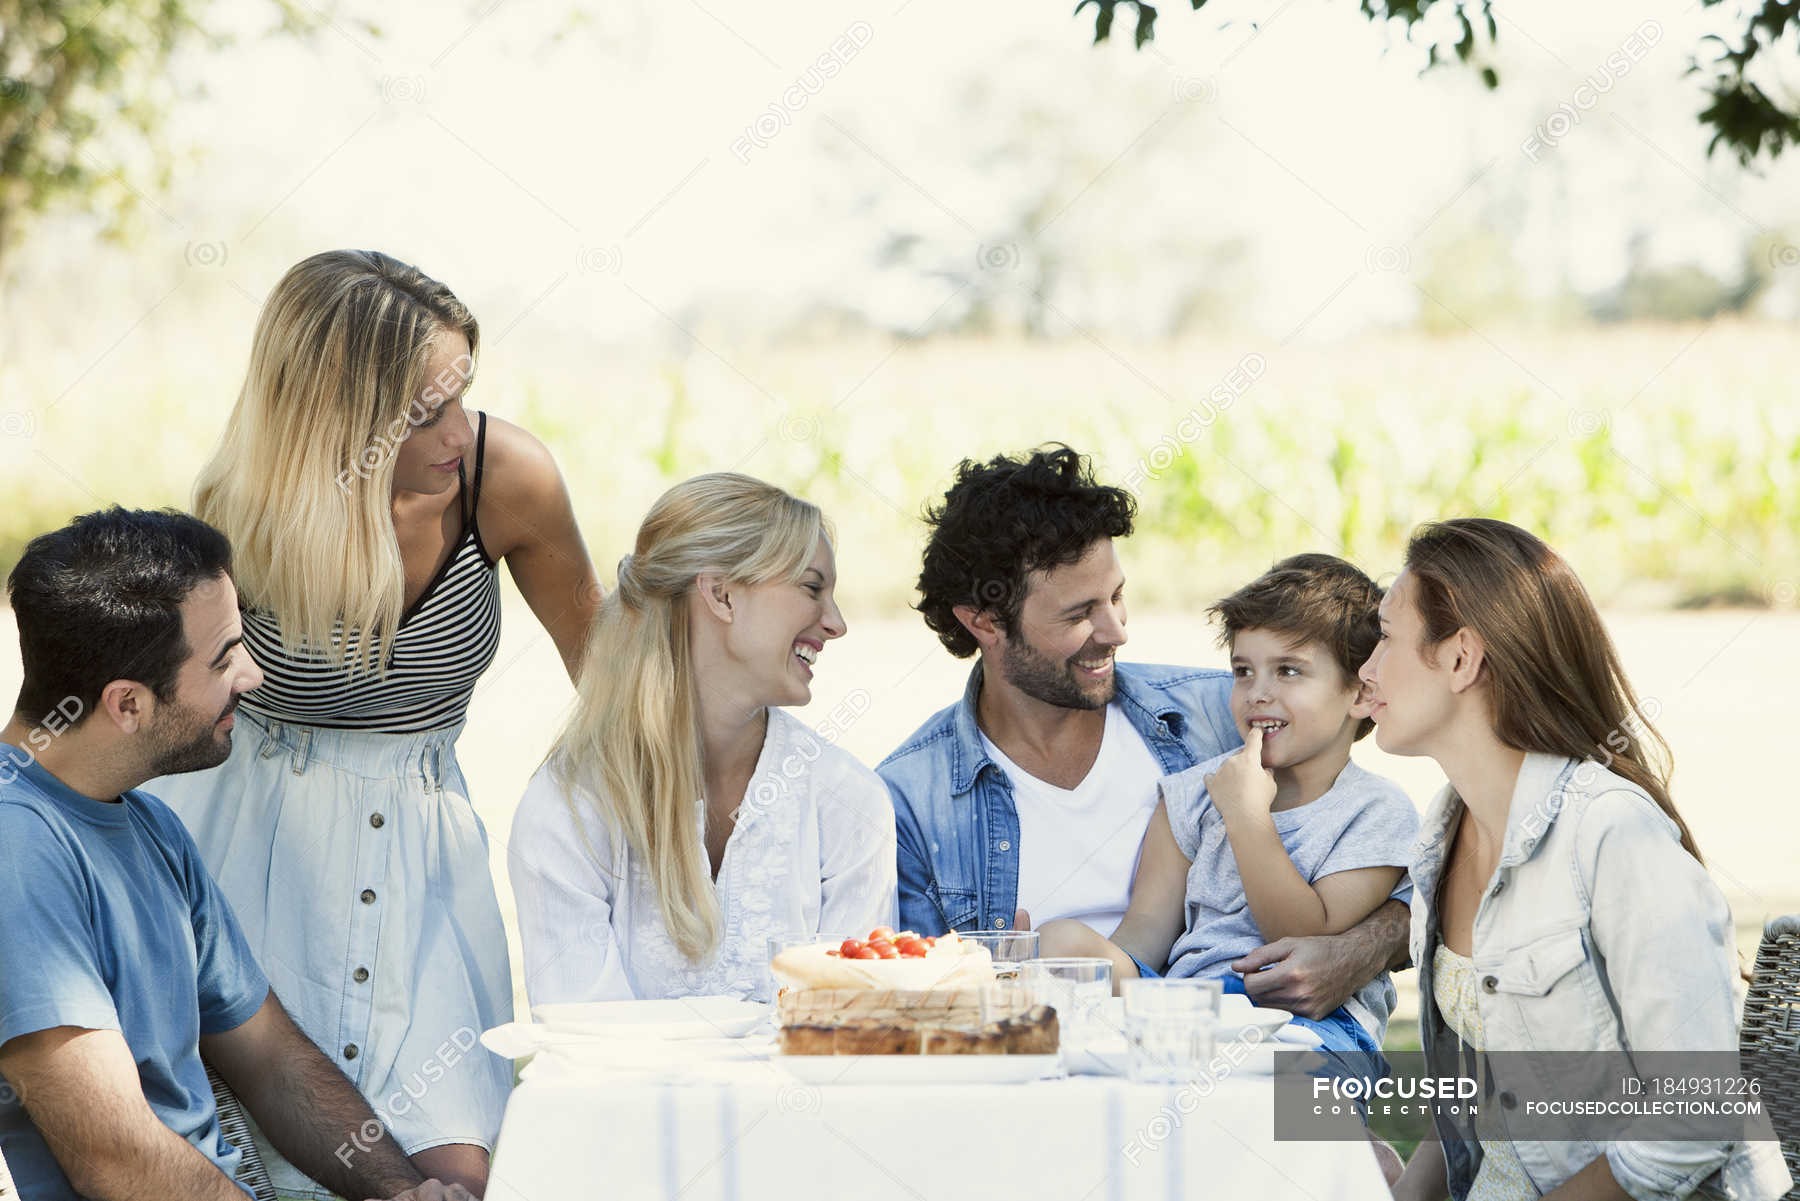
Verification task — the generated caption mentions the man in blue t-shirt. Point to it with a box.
[0,508,472,1201]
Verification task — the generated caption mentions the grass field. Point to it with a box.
[2,321,1796,614]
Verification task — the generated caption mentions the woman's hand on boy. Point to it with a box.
[1205,727,1278,825]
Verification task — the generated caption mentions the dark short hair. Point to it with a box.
[1209,553,1383,740]
[916,445,1137,658]
[7,507,234,728]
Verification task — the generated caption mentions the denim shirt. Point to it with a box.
[876,660,1238,936]
[1411,752,1792,1201]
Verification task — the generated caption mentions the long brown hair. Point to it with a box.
[1403,518,1700,862]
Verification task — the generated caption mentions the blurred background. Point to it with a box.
[2,0,1797,1026]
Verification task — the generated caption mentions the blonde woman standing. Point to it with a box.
[153,250,599,1200]
[508,474,896,1004]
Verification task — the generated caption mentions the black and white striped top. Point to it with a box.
[238,413,502,734]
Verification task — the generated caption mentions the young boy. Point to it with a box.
[1038,553,1419,1051]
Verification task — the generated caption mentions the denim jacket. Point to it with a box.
[1411,752,1792,1201]
[876,660,1238,936]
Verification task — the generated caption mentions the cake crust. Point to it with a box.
[776,989,1058,1055]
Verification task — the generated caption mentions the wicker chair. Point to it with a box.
[1742,914,1800,1200]
[207,1063,278,1201]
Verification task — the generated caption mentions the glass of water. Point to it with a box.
[1023,957,1113,1049]
[957,929,1041,980]
[1120,977,1223,1084]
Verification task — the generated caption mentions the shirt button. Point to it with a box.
[1500,1090,1517,1110]
[344,1044,359,1060]
[353,967,370,983]
[1491,878,1506,895]
[997,840,1011,851]
[360,888,377,905]
[370,812,385,829]
[1481,975,1498,993]
[993,917,1007,929]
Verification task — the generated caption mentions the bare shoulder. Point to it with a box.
[479,414,564,497]
[475,414,576,557]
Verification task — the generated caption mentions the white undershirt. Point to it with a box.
[979,701,1166,932]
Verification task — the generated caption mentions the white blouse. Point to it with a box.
[509,707,898,1005]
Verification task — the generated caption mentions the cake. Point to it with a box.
[769,928,997,993]
[776,987,1059,1056]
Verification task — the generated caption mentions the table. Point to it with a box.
[484,1031,1392,1201]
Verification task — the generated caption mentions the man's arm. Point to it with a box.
[199,992,426,1201]
[0,1025,252,1201]
[1229,898,1410,1020]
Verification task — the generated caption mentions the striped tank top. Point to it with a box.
[239,413,503,734]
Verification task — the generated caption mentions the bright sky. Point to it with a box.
[6,0,1796,354]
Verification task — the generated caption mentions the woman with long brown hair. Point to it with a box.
[1368,518,1787,1201]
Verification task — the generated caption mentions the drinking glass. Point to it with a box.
[956,929,1041,980]
[1023,957,1113,1049]
[1120,977,1223,1083]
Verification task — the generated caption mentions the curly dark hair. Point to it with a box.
[915,445,1137,658]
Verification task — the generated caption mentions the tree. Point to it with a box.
[0,0,336,274]
[1074,0,1800,165]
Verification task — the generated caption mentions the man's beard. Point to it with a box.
[147,697,237,777]
[998,630,1115,710]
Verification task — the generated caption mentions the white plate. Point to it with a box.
[1220,1004,1293,1041]
[1066,1004,1306,1077]
[529,997,770,1040]
[778,1053,1060,1086]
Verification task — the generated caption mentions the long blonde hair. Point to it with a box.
[553,473,828,961]
[193,250,480,673]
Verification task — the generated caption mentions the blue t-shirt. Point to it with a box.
[1160,752,1419,1037]
[0,745,269,1200]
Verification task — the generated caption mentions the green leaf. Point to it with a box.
[1081,0,1115,43]
[1135,1,1158,47]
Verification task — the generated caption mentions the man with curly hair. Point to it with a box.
[876,445,1410,1026]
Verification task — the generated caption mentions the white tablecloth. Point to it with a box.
[484,1031,1392,1201]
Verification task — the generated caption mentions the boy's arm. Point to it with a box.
[1106,801,1192,973]
[1207,730,1402,941]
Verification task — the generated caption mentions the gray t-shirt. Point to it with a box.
[1161,752,1419,1039]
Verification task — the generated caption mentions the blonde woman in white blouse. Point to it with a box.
[509,473,897,1003]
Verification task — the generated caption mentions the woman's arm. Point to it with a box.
[1106,801,1193,973]
[508,770,634,1004]
[473,416,601,681]
[817,764,900,935]
[1577,790,1741,1198]
[1540,1157,1631,1200]
[1389,1129,1449,1201]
